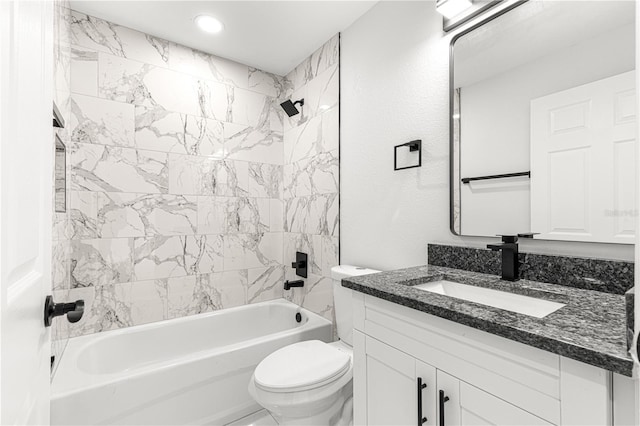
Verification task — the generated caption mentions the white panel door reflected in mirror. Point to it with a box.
[530,71,635,243]
[450,0,636,244]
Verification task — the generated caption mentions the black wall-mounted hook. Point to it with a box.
[291,251,308,278]
[44,295,84,327]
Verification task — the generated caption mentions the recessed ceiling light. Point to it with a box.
[195,15,224,34]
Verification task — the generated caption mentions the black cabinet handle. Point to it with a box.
[417,377,427,425]
[439,390,450,426]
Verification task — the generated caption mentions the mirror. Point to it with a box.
[450,0,636,244]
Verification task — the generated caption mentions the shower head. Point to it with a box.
[280,99,304,117]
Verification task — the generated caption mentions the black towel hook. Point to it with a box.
[44,295,84,327]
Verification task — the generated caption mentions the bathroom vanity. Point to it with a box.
[344,266,636,426]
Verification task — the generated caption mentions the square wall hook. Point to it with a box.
[394,139,422,170]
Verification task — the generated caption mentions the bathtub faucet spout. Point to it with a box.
[284,280,304,290]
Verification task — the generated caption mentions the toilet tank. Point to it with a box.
[331,265,380,346]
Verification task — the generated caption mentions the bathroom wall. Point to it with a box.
[60,10,339,338]
[340,1,635,272]
[51,0,72,376]
[282,37,340,322]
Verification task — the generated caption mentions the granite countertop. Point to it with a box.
[343,265,634,377]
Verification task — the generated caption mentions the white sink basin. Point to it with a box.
[413,280,565,318]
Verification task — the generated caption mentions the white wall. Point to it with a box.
[340,1,634,271]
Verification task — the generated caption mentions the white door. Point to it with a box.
[0,0,54,424]
[530,71,636,243]
[365,336,437,426]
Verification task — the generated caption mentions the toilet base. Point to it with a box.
[270,387,352,426]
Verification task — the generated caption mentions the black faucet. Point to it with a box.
[284,280,304,290]
[487,235,519,281]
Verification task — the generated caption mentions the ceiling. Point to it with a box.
[70,1,377,76]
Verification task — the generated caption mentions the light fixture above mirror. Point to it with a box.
[436,0,505,32]
[436,0,473,19]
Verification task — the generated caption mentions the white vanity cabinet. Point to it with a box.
[363,336,436,425]
[437,370,553,426]
[352,293,636,426]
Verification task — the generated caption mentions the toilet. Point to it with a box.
[248,265,379,425]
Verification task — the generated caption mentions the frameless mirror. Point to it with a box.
[450,0,636,244]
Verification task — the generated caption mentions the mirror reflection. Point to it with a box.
[451,1,636,244]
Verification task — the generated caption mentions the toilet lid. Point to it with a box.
[254,340,351,392]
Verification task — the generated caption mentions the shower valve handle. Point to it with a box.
[291,251,308,278]
[44,295,85,327]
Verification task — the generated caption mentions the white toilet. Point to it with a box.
[248,265,379,425]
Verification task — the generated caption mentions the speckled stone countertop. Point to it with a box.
[343,265,634,377]
[626,288,634,351]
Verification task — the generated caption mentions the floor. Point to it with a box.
[226,410,277,426]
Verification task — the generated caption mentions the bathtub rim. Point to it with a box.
[51,298,332,398]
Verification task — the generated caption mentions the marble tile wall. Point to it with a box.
[60,11,340,337]
[282,36,340,323]
[51,0,72,378]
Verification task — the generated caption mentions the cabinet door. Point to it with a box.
[365,336,436,426]
[437,370,553,426]
[459,383,553,426]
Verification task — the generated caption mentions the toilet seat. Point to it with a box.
[254,340,351,393]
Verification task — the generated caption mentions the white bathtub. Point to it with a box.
[51,299,332,425]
